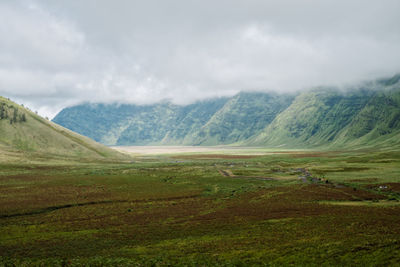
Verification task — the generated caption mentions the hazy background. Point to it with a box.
[1,0,400,118]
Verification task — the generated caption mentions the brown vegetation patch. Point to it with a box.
[271,151,341,158]
[191,185,387,224]
[285,184,385,201]
[290,153,331,158]
[365,183,400,193]
[348,178,379,183]
[1,183,400,261]
[0,194,202,219]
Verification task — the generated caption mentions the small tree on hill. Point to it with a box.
[0,104,4,119]
[12,108,18,123]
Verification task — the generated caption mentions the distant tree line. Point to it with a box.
[0,103,27,124]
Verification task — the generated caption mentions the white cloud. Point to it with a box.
[0,0,399,118]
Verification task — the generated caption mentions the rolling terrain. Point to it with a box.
[53,74,400,149]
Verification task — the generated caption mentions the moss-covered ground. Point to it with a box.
[1,148,400,266]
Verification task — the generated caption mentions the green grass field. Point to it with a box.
[1,147,400,266]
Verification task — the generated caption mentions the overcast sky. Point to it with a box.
[1,0,400,118]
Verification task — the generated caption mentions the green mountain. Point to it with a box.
[188,92,293,145]
[117,98,231,146]
[53,93,292,146]
[53,98,229,146]
[335,77,400,148]
[249,74,400,148]
[0,96,127,161]
[53,74,400,148]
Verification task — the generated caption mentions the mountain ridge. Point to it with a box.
[53,74,400,149]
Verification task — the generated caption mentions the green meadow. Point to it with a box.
[1,147,400,266]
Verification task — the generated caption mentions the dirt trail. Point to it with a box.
[297,168,346,188]
[219,169,234,177]
[297,168,328,184]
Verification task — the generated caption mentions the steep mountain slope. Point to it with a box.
[156,98,229,145]
[189,92,293,145]
[249,75,400,148]
[248,89,371,147]
[54,98,229,145]
[51,103,139,145]
[115,100,229,145]
[0,96,127,161]
[112,102,181,145]
[53,93,293,146]
[335,78,400,147]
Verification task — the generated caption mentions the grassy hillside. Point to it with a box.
[159,98,230,145]
[249,75,400,149]
[0,97,128,162]
[248,88,372,147]
[335,80,400,147]
[190,92,293,145]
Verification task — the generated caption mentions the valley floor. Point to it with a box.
[1,147,400,265]
[111,145,278,155]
